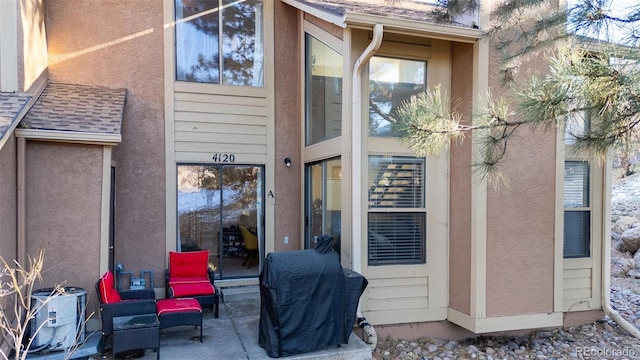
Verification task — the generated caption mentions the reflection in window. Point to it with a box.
[175,0,264,87]
[305,35,343,145]
[177,164,263,278]
[369,57,426,137]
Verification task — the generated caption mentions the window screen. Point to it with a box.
[564,161,590,258]
[367,156,426,265]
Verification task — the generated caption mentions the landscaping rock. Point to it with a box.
[612,216,638,234]
[620,226,640,253]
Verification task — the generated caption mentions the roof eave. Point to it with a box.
[281,0,347,28]
[345,12,483,43]
[15,128,121,145]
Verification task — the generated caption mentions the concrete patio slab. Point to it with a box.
[80,292,372,360]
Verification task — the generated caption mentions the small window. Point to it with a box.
[175,0,264,87]
[367,156,426,265]
[564,109,590,145]
[369,57,426,137]
[564,161,590,258]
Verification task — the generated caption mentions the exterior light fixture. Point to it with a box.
[284,158,291,167]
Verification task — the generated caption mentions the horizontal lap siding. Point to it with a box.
[563,267,594,310]
[363,276,441,324]
[174,91,268,163]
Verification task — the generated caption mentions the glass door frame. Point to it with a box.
[176,163,265,280]
[304,157,341,255]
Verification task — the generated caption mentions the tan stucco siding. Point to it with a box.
[485,127,556,317]
[274,1,302,251]
[448,42,474,316]
[0,135,17,265]
[25,141,103,317]
[45,1,166,282]
[173,89,268,163]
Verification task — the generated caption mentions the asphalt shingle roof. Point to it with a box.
[0,92,31,140]
[21,82,126,135]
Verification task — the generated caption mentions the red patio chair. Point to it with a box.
[95,271,156,353]
[165,250,219,318]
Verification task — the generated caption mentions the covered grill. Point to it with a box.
[258,235,368,357]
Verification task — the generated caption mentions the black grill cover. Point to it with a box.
[258,235,368,357]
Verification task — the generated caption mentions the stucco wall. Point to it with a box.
[0,134,17,270]
[484,30,557,317]
[44,1,166,280]
[25,141,103,317]
[0,135,17,358]
[485,127,556,316]
[448,42,474,315]
[274,1,302,251]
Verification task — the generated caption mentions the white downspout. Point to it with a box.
[601,161,640,338]
[352,23,383,350]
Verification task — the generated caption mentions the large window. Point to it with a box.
[564,161,591,258]
[367,155,426,265]
[369,57,426,137]
[175,0,264,86]
[305,34,343,145]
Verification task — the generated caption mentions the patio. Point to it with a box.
[88,286,372,360]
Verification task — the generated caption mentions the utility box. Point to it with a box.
[30,287,86,352]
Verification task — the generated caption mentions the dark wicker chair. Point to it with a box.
[165,250,219,318]
[95,272,156,354]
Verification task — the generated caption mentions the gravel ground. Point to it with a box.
[371,173,640,360]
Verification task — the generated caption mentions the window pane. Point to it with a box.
[369,57,426,137]
[175,0,220,83]
[306,158,342,255]
[564,110,590,145]
[222,0,264,86]
[564,210,590,258]
[564,161,589,208]
[305,35,343,145]
[368,156,424,209]
[368,213,425,265]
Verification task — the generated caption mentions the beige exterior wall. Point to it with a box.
[45,1,166,281]
[449,41,474,316]
[357,30,450,325]
[485,127,557,316]
[480,0,558,317]
[25,141,103,317]
[274,1,303,251]
[0,135,17,358]
[0,135,17,268]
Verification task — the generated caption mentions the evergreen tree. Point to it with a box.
[397,0,640,183]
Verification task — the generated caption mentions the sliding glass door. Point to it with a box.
[177,164,264,279]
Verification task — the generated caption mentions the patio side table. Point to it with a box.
[112,313,160,360]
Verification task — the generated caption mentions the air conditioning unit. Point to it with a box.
[30,287,86,352]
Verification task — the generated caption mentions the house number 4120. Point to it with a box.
[212,153,236,162]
